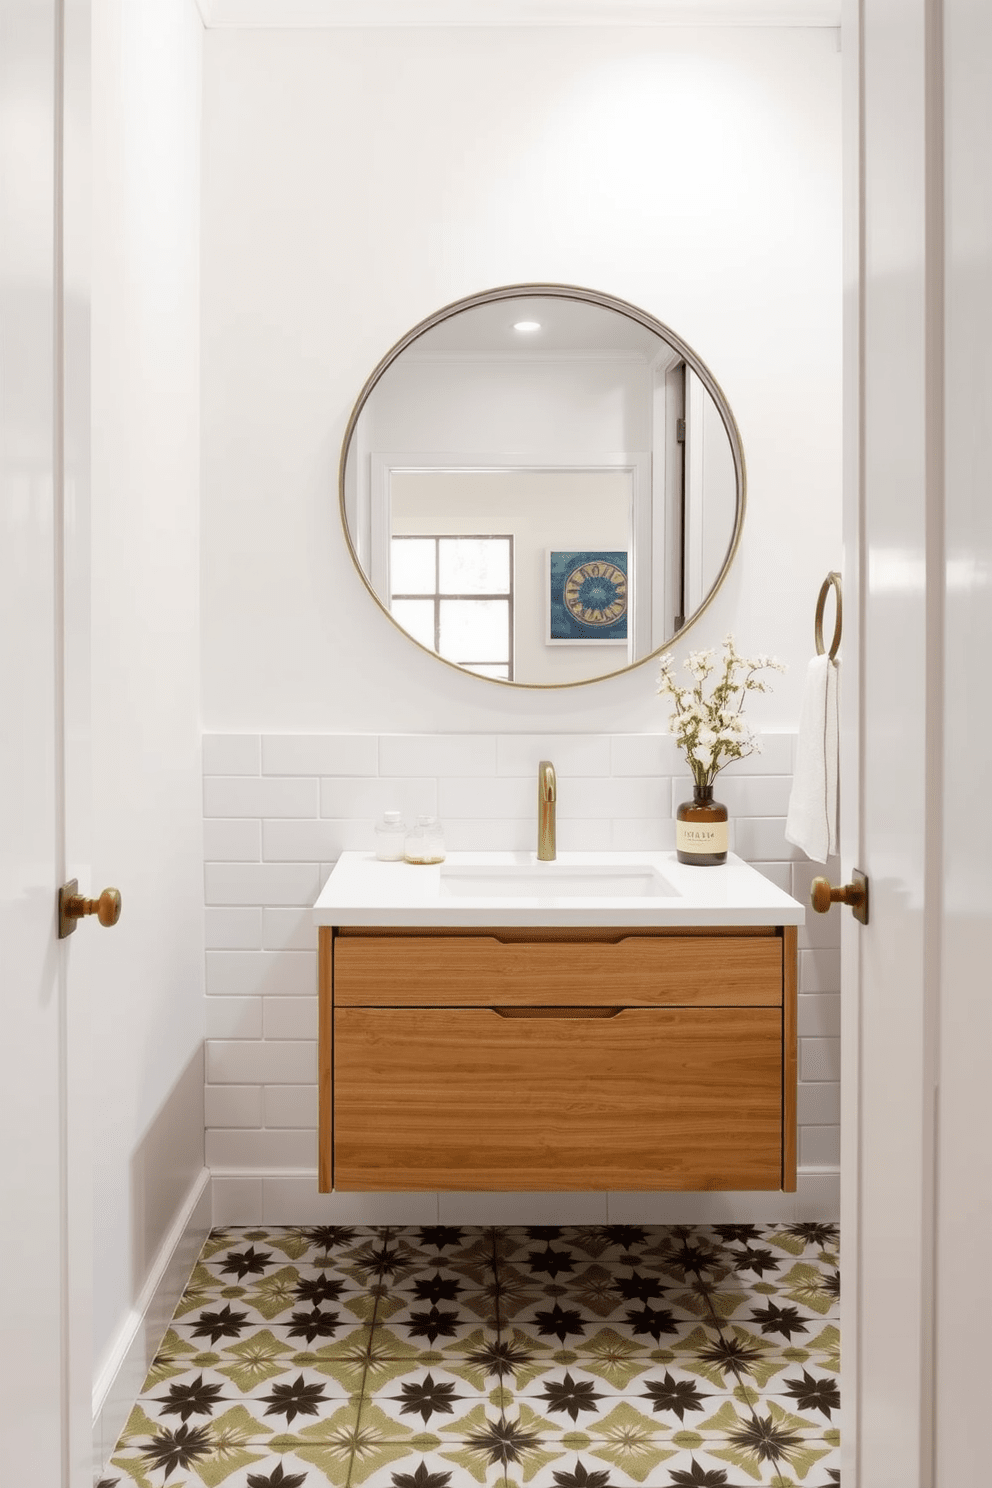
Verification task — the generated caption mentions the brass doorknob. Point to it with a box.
[58,880,122,938]
[810,869,869,924]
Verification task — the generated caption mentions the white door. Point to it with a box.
[1,1,95,1482]
[843,1,992,1480]
[933,1,992,1477]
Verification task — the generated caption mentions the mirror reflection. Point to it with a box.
[341,286,744,687]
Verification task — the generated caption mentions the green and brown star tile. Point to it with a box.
[98,1224,841,1488]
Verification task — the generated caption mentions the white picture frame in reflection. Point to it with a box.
[547,549,629,645]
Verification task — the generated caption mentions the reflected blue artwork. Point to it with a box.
[548,550,629,642]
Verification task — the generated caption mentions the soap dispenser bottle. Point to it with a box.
[374,810,407,861]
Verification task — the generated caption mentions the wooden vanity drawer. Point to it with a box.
[333,1005,783,1191]
[332,930,783,1008]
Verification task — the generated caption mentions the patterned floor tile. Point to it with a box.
[355,1445,506,1486]
[755,1263,840,1320]
[496,1236,595,1284]
[335,1239,441,1291]
[511,1320,747,1396]
[509,1362,762,1431]
[198,1255,378,1288]
[175,1269,385,1329]
[755,1369,841,1427]
[495,1395,762,1486]
[711,1322,841,1388]
[172,1305,378,1349]
[104,1450,351,1487]
[369,1316,502,1355]
[108,1403,297,1483]
[689,1400,840,1485]
[414,1227,500,1271]
[372,1263,500,1327]
[365,1379,497,1438]
[705,1288,841,1348]
[511,1436,840,1487]
[134,1361,358,1433]
[98,1224,841,1488]
[494,1223,577,1248]
[631,1233,740,1285]
[720,1224,840,1269]
[407,1222,494,1249]
[718,1247,839,1298]
[361,1323,511,1397]
[154,1324,382,1394]
[502,1363,631,1427]
[342,1398,559,1484]
[203,1226,388,1267]
[500,1259,725,1330]
[567,1224,660,1259]
[201,1241,315,1279]
[376,1297,502,1333]
[107,1397,472,1488]
[507,1293,728,1357]
[504,1446,713,1486]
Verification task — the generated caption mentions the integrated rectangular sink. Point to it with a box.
[439,862,678,899]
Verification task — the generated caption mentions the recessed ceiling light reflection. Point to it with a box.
[513,320,542,333]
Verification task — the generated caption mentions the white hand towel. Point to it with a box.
[785,653,839,864]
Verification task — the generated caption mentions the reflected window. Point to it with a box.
[391,535,513,680]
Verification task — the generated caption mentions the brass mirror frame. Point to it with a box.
[338,282,746,689]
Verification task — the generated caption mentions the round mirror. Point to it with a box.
[340,284,745,688]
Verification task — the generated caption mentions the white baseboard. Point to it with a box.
[92,1167,212,1479]
[211,1168,840,1226]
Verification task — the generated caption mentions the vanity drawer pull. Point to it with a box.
[493,1005,622,1019]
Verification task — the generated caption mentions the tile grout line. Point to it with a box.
[490,1225,511,1488]
[698,1251,766,1431]
[346,1223,404,1488]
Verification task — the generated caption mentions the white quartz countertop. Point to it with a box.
[313,850,805,928]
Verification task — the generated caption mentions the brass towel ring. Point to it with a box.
[815,571,842,661]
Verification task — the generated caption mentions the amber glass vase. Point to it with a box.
[676,783,728,866]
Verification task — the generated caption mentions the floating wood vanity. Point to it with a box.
[314,852,802,1196]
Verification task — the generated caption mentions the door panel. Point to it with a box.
[1,2,93,1480]
[0,1,73,1479]
[935,2,992,1477]
[844,0,954,1478]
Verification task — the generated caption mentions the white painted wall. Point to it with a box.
[200,25,842,733]
[363,356,653,458]
[88,0,206,1383]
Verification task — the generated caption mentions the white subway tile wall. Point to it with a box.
[202,732,842,1219]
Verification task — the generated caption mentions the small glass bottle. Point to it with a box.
[676,783,728,866]
[404,815,445,865]
[374,810,407,861]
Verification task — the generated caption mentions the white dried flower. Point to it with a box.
[655,632,785,787]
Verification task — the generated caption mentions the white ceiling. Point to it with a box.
[406,295,666,359]
[197,1,842,29]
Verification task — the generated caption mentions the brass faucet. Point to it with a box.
[537,760,557,861]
